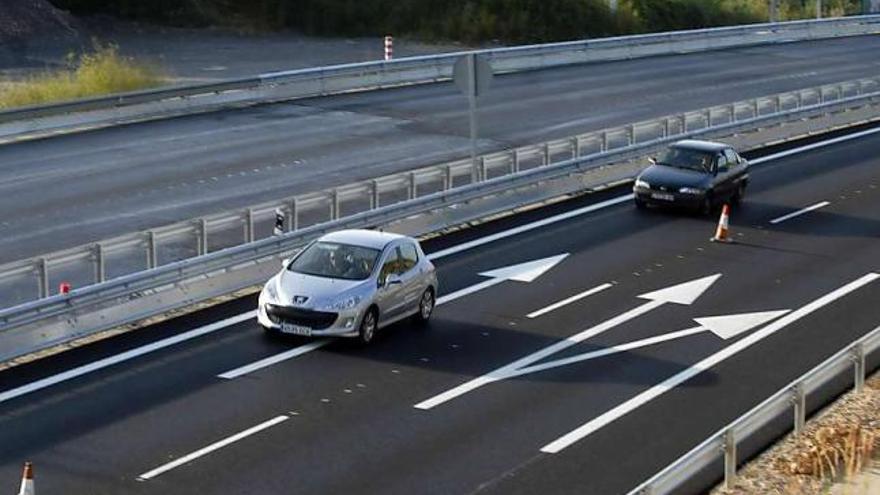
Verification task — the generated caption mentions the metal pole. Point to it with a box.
[816,0,822,19]
[94,244,105,283]
[147,231,158,269]
[468,54,480,183]
[198,219,208,256]
[723,429,737,488]
[246,208,255,243]
[288,199,299,231]
[793,384,806,434]
[853,344,866,393]
[38,258,49,298]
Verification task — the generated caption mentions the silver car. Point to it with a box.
[257,229,438,344]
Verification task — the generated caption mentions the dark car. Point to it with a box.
[633,140,749,214]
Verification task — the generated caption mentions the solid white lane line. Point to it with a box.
[414,299,665,410]
[540,272,880,454]
[0,311,257,405]
[426,195,634,261]
[769,201,830,224]
[508,327,706,378]
[749,125,880,165]
[217,340,330,380]
[137,415,289,481]
[527,283,613,319]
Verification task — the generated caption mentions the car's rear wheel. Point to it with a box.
[415,288,435,325]
[357,308,378,345]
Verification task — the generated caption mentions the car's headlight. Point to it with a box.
[262,280,279,303]
[678,187,704,195]
[634,179,651,190]
[322,295,362,311]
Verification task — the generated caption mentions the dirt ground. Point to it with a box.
[711,372,880,495]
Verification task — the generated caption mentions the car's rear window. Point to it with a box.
[289,242,381,280]
[657,147,714,173]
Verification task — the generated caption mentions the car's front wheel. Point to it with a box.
[415,288,435,325]
[357,308,378,345]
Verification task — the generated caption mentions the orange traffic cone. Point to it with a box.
[17,462,34,495]
[711,204,733,243]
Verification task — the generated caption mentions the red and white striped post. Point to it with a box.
[384,35,393,61]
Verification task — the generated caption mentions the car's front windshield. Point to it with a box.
[656,147,714,173]
[289,242,381,281]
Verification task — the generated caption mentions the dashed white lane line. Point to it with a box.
[137,414,289,481]
[217,340,330,380]
[0,311,256,405]
[769,201,830,225]
[526,283,613,319]
[540,272,880,454]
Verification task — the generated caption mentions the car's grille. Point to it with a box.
[266,305,338,330]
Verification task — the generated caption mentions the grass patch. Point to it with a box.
[0,44,164,109]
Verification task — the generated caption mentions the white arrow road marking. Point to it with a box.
[507,310,789,379]
[436,254,569,306]
[414,274,722,410]
[220,254,570,380]
[137,414,289,480]
[769,201,830,225]
[540,272,880,454]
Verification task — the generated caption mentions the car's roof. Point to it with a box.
[671,139,731,152]
[319,229,407,249]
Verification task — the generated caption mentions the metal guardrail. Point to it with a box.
[1,76,878,310]
[0,16,879,141]
[0,85,878,362]
[628,325,880,495]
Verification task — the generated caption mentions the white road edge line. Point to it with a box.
[539,272,880,454]
[527,283,613,319]
[0,311,257,405]
[5,124,877,403]
[217,340,330,379]
[769,201,830,224]
[137,414,289,481]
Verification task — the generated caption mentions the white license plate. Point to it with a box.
[651,192,675,201]
[281,323,312,336]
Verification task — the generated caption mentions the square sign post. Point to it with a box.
[453,54,493,183]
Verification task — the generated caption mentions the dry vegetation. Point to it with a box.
[712,373,880,495]
[0,43,163,109]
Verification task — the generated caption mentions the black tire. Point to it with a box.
[414,288,435,325]
[699,196,713,216]
[357,308,379,345]
[732,182,746,204]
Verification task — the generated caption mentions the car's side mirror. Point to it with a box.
[648,157,657,165]
[281,258,291,268]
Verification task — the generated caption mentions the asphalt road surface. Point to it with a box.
[2,36,880,263]
[0,125,878,494]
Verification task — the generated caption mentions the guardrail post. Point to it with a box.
[511,150,520,173]
[792,383,806,434]
[147,231,158,269]
[704,109,712,128]
[408,172,417,200]
[796,91,804,109]
[37,257,49,298]
[245,208,255,243]
[370,180,381,207]
[198,219,208,256]
[571,137,580,159]
[852,343,866,393]
[93,244,105,283]
[728,104,736,123]
[663,119,671,138]
[723,429,737,489]
[331,190,340,220]
[542,143,551,166]
[627,125,636,145]
[601,131,609,152]
[774,95,782,113]
[288,199,299,231]
[752,99,760,118]
[679,114,687,133]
